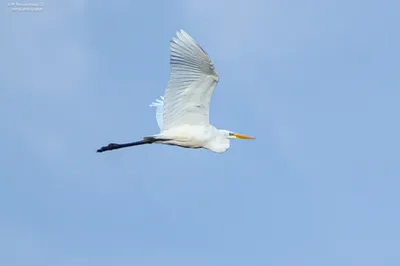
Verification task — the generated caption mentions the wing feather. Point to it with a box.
[162,30,219,130]
[149,96,164,131]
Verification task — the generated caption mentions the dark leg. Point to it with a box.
[96,137,171,153]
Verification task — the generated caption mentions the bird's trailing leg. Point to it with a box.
[96,137,170,153]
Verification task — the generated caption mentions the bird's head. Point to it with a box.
[219,129,256,140]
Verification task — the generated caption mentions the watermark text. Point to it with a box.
[8,2,44,12]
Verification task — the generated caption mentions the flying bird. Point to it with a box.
[97,30,255,154]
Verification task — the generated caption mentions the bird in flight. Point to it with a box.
[97,30,255,154]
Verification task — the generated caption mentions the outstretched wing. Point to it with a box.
[162,30,219,130]
[149,96,164,131]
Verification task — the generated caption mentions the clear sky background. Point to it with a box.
[1,0,399,265]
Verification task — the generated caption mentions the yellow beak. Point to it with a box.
[232,133,256,140]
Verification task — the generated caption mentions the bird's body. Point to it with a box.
[97,30,254,154]
[154,124,231,153]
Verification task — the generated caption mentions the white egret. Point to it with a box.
[97,30,255,154]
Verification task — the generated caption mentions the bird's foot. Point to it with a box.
[96,143,119,153]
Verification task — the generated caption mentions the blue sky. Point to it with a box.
[1,0,399,265]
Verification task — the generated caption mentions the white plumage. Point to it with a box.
[149,96,164,130]
[97,30,254,154]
